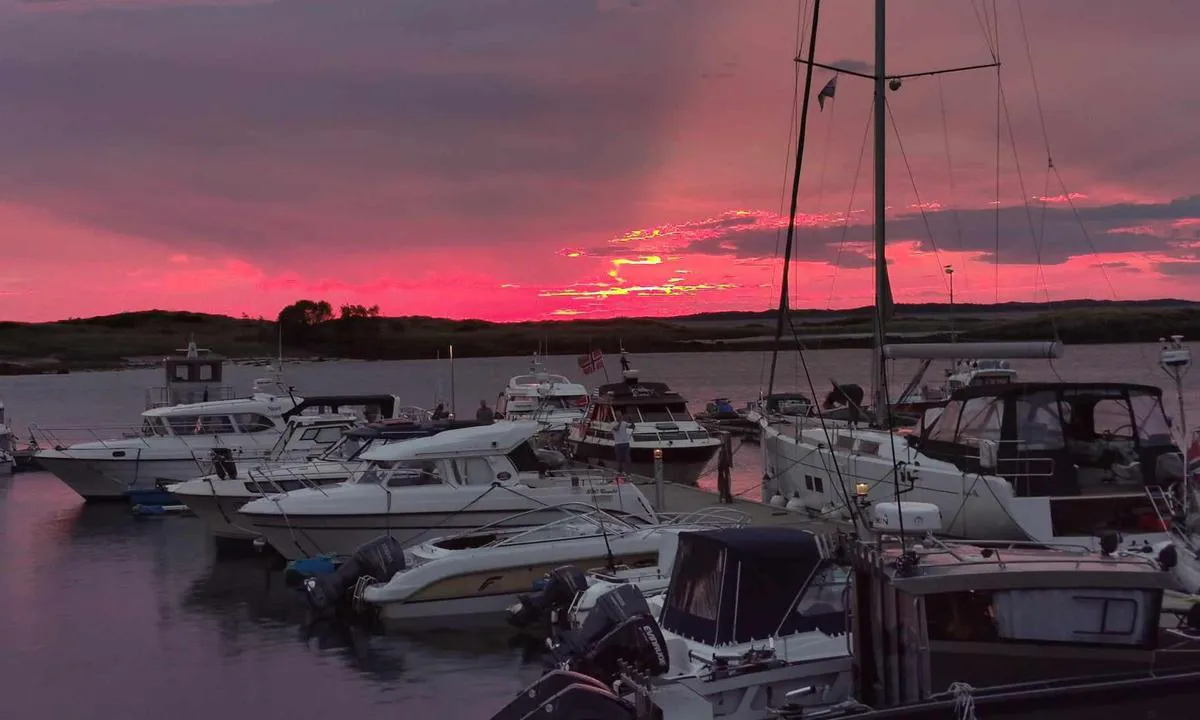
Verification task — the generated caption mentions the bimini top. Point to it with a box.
[358,421,540,462]
[281,394,403,421]
[659,527,840,646]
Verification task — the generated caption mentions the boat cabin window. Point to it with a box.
[956,396,1003,445]
[624,403,692,423]
[793,565,849,619]
[300,426,346,444]
[1014,391,1066,450]
[165,414,237,435]
[925,401,963,443]
[1131,393,1172,444]
[926,588,1155,648]
[141,418,169,437]
[506,441,544,472]
[545,395,589,409]
[234,414,276,433]
[450,457,499,484]
[322,436,366,461]
[360,460,443,487]
[1091,398,1135,440]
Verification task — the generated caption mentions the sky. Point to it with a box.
[3,0,1200,322]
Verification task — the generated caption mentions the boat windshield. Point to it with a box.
[357,459,443,487]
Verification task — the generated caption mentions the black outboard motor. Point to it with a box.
[507,565,589,630]
[570,614,670,687]
[304,535,407,617]
[551,583,652,658]
[210,447,238,480]
[489,670,632,720]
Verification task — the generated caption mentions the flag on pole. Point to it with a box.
[578,348,605,375]
[817,76,837,111]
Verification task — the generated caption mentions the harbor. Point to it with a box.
[2,340,1199,719]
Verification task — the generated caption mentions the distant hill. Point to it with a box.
[1,300,1198,374]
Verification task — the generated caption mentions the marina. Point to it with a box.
[2,343,1198,719]
[6,1,1200,719]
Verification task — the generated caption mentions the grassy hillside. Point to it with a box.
[1,301,1199,374]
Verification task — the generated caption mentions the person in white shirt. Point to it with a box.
[612,409,632,474]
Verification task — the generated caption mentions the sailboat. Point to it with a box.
[756,2,1188,552]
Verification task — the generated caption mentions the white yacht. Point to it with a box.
[357,505,746,627]
[496,354,590,433]
[237,421,658,561]
[169,412,477,542]
[34,339,306,500]
[567,353,720,485]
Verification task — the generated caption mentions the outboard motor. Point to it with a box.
[489,670,632,720]
[304,535,407,618]
[210,447,238,480]
[507,565,589,630]
[570,614,670,687]
[552,583,653,658]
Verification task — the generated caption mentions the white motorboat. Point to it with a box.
[170,413,480,541]
[567,352,720,485]
[237,421,658,561]
[494,524,854,720]
[34,337,304,500]
[354,504,748,627]
[496,354,589,433]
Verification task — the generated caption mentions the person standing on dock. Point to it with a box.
[717,432,734,503]
[613,410,632,475]
[476,399,496,424]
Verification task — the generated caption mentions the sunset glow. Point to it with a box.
[2,1,1199,323]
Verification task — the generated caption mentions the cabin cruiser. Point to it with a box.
[33,338,306,500]
[567,354,719,485]
[488,526,854,720]
[353,505,747,627]
[168,406,469,541]
[495,354,589,433]
[763,380,1187,552]
[237,421,658,561]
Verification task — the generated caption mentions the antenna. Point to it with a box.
[449,345,456,418]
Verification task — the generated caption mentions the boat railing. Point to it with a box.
[434,502,646,548]
[144,384,238,409]
[870,534,1164,571]
[224,458,368,495]
[654,506,751,528]
[30,423,169,450]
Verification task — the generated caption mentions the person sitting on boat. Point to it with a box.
[715,398,735,415]
[431,403,448,420]
[613,410,632,475]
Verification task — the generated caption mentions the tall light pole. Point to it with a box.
[944,264,955,348]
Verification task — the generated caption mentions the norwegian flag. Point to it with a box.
[577,348,604,375]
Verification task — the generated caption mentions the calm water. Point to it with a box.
[0,345,1193,719]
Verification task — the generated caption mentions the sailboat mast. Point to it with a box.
[869,0,889,420]
[767,0,824,399]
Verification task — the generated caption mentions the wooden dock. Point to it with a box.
[650,479,852,533]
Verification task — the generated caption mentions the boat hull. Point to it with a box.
[34,454,209,501]
[568,441,717,486]
[177,490,260,540]
[243,506,649,561]
[371,550,658,628]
